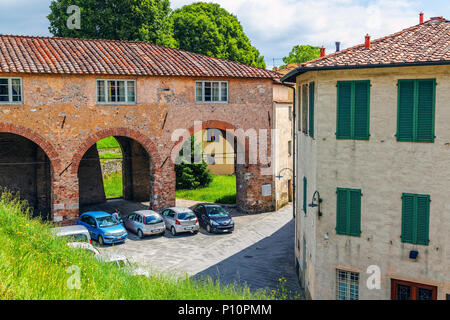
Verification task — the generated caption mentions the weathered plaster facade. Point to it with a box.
[273,83,294,210]
[295,65,450,300]
[0,73,275,224]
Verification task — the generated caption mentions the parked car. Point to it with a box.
[192,204,235,233]
[65,242,149,277]
[77,211,128,245]
[161,207,199,236]
[123,210,166,238]
[52,225,92,244]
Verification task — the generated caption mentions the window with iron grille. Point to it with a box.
[196,81,228,103]
[336,269,359,300]
[0,78,22,104]
[97,79,136,104]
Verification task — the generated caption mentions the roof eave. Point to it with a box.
[281,61,450,83]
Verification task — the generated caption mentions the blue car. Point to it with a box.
[77,211,128,245]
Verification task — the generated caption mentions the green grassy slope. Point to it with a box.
[0,191,268,300]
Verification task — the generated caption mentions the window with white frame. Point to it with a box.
[97,79,136,104]
[0,78,22,104]
[196,81,228,103]
[336,269,359,300]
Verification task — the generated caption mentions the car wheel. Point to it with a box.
[206,224,211,233]
[137,229,144,239]
[193,230,199,235]
[160,230,165,236]
[98,235,104,246]
[171,227,177,236]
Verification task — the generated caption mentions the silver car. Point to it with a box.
[161,207,199,236]
[123,210,166,238]
[52,225,92,244]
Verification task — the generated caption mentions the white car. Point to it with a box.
[58,234,149,278]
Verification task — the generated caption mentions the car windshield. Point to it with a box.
[97,216,120,228]
[60,234,89,243]
[145,215,163,224]
[207,207,229,218]
[178,212,196,220]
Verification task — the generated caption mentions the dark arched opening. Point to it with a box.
[0,133,52,220]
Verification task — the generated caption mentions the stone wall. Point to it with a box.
[0,73,275,224]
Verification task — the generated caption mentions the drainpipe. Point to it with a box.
[280,81,296,220]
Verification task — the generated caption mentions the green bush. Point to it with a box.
[175,136,212,190]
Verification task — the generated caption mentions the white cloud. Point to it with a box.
[171,0,433,68]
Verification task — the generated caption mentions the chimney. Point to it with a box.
[420,12,424,24]
[365,34,371,49]
[335,42,341,52]
[320,46,326,57]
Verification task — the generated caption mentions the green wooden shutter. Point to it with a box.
[337,82,352,139]
[336,189,348,234]
[397,80,415,141]
[401,194,415,243]
[349,189,362,236]
[416,80,435,142]
[416,195,430,245]
[353,81,370,139]
[309,82,315,138]
[303,177,307,213]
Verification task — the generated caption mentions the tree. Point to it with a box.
[281,45,321,68]
[47,0,176,46]
[170,2,266,68]
[175,136,212,190]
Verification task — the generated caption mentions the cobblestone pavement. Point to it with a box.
[94,200,302,299]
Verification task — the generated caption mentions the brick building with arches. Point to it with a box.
[0,34,288,225]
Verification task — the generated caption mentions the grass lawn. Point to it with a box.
[0,190,271,300]
[103,172,123,199]
[97,137,120,150]
[176,175,236,204]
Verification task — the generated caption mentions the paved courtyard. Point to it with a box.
[96,200,302,298]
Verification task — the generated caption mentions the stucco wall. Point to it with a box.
[295,65,450,300]
[0,73,275,223]
[274,101,293,210]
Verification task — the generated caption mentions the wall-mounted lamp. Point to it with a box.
[309,191,323,218]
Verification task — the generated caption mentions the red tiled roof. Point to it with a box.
[0,34,279,79]
[282,17,450,82]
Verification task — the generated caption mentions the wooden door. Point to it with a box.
[391,279,437,300]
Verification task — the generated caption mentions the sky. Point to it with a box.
[0,0,449,69]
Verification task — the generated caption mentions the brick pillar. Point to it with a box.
[52,169,80,226]
[237,164,274,213]
[151,162,176,211]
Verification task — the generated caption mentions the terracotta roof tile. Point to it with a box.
[281,18,450,82]
[308,18,449,69]
[0,34,280,79]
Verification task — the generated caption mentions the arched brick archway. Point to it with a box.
[0,122,59,168]
[70,127,162,174]
[171,120,242,157]
[0,123,59,220]
[70,127,174,212]
[170,120,272,212]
